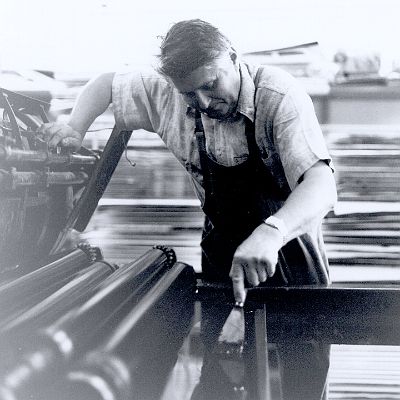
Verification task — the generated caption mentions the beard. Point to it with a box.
[200,101,236,121]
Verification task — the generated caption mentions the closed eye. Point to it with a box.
[182,91,195,98]
[200,80,217,91]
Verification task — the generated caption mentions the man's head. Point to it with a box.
[158,19,241,120]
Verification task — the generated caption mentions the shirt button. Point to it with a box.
[261,149,269,159]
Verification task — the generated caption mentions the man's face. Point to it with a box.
[170,50,241,120]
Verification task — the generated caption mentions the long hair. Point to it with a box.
[158,19,231,79]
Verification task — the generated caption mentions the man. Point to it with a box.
[40,19,337,304]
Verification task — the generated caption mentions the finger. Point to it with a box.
[259,257,278,277]
[48,129,68,149]
[266,262,276,277]
[61,137,81,150]
[37,123,50,134]
[243,260,259,287]
[39,124,61,139]
[256,263,268,283]
[229,263,246,304]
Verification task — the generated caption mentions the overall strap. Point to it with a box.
[244,117,258,156]
[194,110,213,195]
[245,66,263,157]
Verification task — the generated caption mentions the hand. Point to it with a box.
[37,123,82,151]
[229,224,284,303]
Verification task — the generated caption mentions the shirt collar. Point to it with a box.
[186,61,256,122]
[235,62,255,122]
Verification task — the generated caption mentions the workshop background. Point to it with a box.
[1,1,400,398]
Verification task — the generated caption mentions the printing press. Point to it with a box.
[1,88,400,400]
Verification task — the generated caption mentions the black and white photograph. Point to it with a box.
[0,1,400,399]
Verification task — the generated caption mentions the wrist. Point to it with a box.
[67,122,85,137]
[263,216,288,246]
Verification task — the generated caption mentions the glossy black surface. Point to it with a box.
[2,267,400,400]
[79,279,399,400]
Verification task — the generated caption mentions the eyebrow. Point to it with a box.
[179,79,216,96]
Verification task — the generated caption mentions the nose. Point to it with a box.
[195,90,211,110]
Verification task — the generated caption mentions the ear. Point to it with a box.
[229,47,238,64]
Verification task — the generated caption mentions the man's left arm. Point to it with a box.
[274,160,337,242]
[230,161,336,302]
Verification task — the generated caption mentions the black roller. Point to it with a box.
[0,248,93,323]
[50,262,195,400]
[0,246,177,399]
[0,260,116,333]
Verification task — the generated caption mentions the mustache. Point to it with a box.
[200,110,222,119]
[199,105,222,115]
[196,100,223,113]
[201,107,217,115]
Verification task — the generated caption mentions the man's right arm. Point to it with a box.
[39,72,115,150]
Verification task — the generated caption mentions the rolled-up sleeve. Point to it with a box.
[274,86,333,189]
[111,72,157,132]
